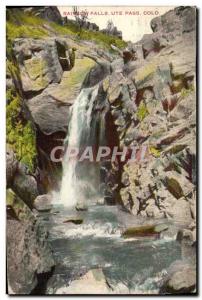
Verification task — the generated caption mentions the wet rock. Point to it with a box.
[7,219,55,294]
[33,194,52,212]
[76,202,88,211]
[63,218,83,225]
[160,260,196,294]
[122,223,168,238]
[97,198,105,205]
[56,268,112,294]
[83,62,111,88]
[176,227,196,245]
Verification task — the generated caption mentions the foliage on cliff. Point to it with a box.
[6,87,37,172]
[6,9,126,50]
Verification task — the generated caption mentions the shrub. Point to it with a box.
[6,88,37,172]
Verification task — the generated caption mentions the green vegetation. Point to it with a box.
[137,102,149,121]
[180,86,195,98]
[149,146,161,158]
[6,8,126,173]
[6,88,37,172]
[6,188,32,220]
[135,62,157,85]
[6,8,126,50]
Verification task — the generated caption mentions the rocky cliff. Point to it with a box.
[78,6,196,236]
[7,4,197,240]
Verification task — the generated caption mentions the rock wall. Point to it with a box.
[101,7,196,231]
[11,37,97,190]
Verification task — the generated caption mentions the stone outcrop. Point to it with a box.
[160,260,196,294]
[7,219,55,294]
[6,148,39,208]
[55,268,112,294]
[23,6,63,24]
[103,6,196,229]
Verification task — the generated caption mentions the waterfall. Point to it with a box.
[60,85,102,207]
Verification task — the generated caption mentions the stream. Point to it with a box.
[40,85,186,294]
[37,203,184,294]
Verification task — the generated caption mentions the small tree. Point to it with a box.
[73,6,88,31]
[106,20,115,34]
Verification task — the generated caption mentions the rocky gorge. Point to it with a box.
[6,6,197,295]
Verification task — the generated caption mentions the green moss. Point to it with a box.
[180,86,195,98]
[165,177,184,199]
[6,188,33,220]
[48,57,95,102]
[137,102,149,121]
[149,146,161,157]
[135,62,157,85]
[78,29,126,50]
[50,21,78,36]
[6,22,48,40]
[6,88,37,172]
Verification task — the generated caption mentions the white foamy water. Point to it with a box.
[51,222,122,239]
[60,85,99,207]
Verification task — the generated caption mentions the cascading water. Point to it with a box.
[60,84,102,207]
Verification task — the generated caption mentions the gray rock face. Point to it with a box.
[27,93,70,134]
[14,38,66,93]
[7,219,55,294]
[82,62,111,88]
[13,38,72,135]
[151,6,196,35]
[23,6,62,24]
[135,7,196,61]
[102,7,197,230]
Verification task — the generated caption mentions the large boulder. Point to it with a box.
[55,268,112,294]
[14,38,66,93]
[7,219,55,294]
[33,194,52,212]
[160,260,196,294]
[27,93,70,134]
